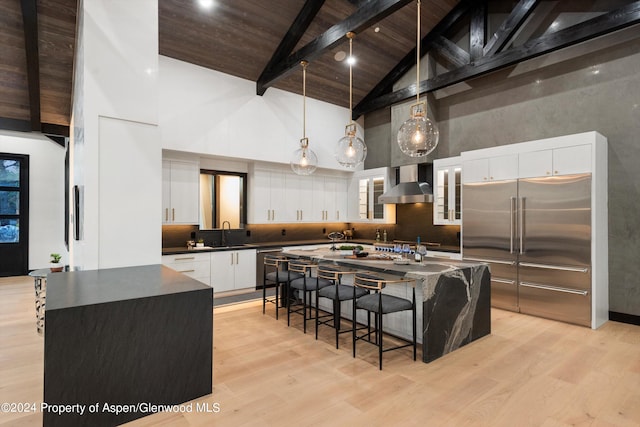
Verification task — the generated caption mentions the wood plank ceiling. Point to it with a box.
[1,0,639,140]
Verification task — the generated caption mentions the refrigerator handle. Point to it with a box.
[509,197,516,254]
[519,197,526,254]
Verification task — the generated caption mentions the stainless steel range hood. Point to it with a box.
[378,164,433,204]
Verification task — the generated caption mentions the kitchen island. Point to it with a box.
[43,265,213,427]
[284,248,490,363]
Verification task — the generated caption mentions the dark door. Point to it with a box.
[0,154,29,276]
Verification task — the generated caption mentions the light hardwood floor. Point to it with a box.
[1,275,639,426]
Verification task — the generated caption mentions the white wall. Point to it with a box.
[0,131,66,269]
[70,0,161,270]
[159,56,363,171]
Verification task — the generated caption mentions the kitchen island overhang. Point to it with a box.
[284,249,491,363]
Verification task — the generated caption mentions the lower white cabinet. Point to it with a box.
[210,249,257,293]
[161,253,211,286]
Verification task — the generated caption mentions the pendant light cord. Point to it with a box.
[416,0,421,104]
[301,60,307,138]
[349,34,353,124]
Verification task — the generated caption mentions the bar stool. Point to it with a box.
[286,260,329,333]
[315,265,368,349]
[352,273,416,370]
[263,255,303,319]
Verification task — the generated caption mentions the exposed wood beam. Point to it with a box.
[45,135,66,147]
[0,117,69,139]
[483,0,540,56]
[41,123,70,138]
[432,35,470,68]
[469,2,487,61]
[20,0,42,132]
[256,0,325,96]
[353,0,474,119]
[257,0,413,93]
[354,1,640,117]
[0,117,31,133]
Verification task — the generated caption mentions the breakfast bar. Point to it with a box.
[284,248,491,363]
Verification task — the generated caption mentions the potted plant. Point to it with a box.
[50,253,63,272]
[196,238,205,248]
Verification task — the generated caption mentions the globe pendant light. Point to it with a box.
[335,32,366,168]
[397,0,439,157]
[291,60,318,175]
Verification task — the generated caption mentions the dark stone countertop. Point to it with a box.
[162,239,460,255]
[284,248,475,279]
[45,264,211,310]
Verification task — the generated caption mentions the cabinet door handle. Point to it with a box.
[177,269,195,273]
[235,253,239,264]
[300,210,303,221]
[172,208,175,221]
[174,257,195,261]
[165,208,168,221]
[272,210,275,220]
[230,253,234,265]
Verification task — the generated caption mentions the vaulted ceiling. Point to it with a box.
[1,0,639,142]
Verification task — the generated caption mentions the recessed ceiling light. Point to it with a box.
[374,27,380,33]
[198,0,215,10]
[334,51,346,62]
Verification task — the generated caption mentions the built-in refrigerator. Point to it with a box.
[462,174,592,327]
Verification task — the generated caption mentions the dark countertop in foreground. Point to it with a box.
[43,265,213,426]
[162,239,460,256]
[46,264,211,310]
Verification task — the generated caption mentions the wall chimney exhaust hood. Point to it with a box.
[378,164,433,204]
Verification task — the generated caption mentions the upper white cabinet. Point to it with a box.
[433,157,461,225]
[518,144,592,178]
[312,175,348,222]
[463,154,518,183]
[162,159,199,224]
[249,165,350,224]
[251,169,286,223]
[348,167,395,223]
[285,174,313,222]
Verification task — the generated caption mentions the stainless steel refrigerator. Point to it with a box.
[462,174,592,326]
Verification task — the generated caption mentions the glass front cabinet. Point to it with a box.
[349,167,395,223]
[433,156,461,225]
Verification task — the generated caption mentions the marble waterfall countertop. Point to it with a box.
[284,247,491,363]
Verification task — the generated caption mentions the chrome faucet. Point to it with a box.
[221,221,231,246]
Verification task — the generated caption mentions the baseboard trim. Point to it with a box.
[609,311,640,326]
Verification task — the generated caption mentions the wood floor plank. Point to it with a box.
[1,276,640,426]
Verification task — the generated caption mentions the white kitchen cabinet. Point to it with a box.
[519,144,592,178]
[311,175,349,222]
[285,174,313,222]
[210,249,257,293]
[433,157,462,225]
[349,167,395,223]
[162,252,211,286]
[251,169,286,223]
[162,159,199,224]
[463,154,518,183]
